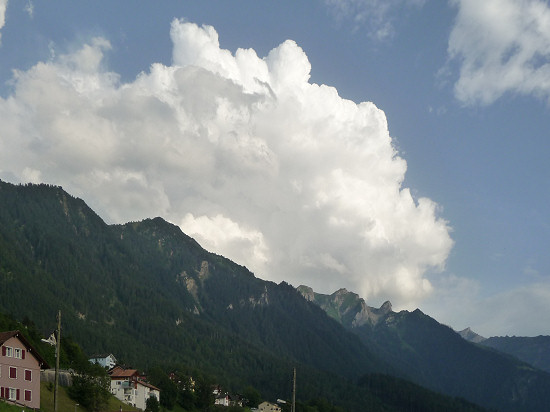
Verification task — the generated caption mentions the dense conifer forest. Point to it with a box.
[0,180,544,411]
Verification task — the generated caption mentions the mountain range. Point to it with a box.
[0,180,549,411]
[297,286,550,412]
[459,328,550,374]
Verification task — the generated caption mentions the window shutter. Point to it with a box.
[25,370,32,381]
[25,390,31,402]
[1,387,4,398]
[22,350,25,360]
[16,389,20,401]
[1,346,5,356]
[9,367,16,379]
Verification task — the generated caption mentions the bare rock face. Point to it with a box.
[458,327,486,343]
[297,285,315,301]
[297,285,394,328]
[380,301,392,313]
[353,300,393,327]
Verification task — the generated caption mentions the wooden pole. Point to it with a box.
[54,310,61,412]
[292,367,296,412]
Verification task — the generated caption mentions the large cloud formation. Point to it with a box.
[0,19,453,307]
[449,0,550,105]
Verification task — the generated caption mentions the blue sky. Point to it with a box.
[0,0,549,337]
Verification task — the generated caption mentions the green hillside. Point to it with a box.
[0,180,494,411]
[0,182,376,404]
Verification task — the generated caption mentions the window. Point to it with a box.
[24,390,31,402]
[14,348,21,359]
[4,346,13,357]
[8,388,17,401]
[25,369,32,381]
[9,366,17,379]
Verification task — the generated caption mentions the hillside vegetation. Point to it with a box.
[301,276,550,412]
[0,180,521,411]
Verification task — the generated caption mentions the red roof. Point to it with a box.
[108,366,161,391]
[109,366,139,378]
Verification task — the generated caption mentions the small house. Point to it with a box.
[259,401,282,412]
[89,353,117,370]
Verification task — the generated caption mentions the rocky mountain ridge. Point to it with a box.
[297,285,392,328]
[1,180,549,412]
[458,327,487,343]
[459,327,550,374]
[299,284,550,412]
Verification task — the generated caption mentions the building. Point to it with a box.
[89,353,117,370]
[258,401,282,412]
[0,330,49,409]
[109,366,160,410]
[215,392,230,406]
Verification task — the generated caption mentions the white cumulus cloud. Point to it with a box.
[0,18,453,309]
[423,275,550,337]
[0,0,8,45]
[448,0,550,105]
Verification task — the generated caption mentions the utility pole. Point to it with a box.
[54,310,61,412]
[291,367,296,412]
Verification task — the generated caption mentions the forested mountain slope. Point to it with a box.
[480,335,550,374]
[300,286,550,412]
[0,180,537,411]
[0,180,392,410]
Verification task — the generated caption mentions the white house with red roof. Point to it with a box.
[109,365,160,410]
[0,330,49,409]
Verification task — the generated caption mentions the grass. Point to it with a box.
[104,395,141,412]
[39,381,140,412]
[0,400,26,412]
[1,381,142,412]
[40,381,78,412]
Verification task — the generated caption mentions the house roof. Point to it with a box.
[109,366,139,378]
[0,330,50,368]
[0,330,18,345]
[89,353,116,360]
[108,366,160,391]
[138,379,161,392]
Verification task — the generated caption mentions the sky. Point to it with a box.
[0,0,549,337]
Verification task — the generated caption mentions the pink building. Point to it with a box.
[0,330,49,409]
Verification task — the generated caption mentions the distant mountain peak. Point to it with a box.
[380,300,392,313]
[297,285,315,301]
[297,285,393,328]
[458,327,486,343]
